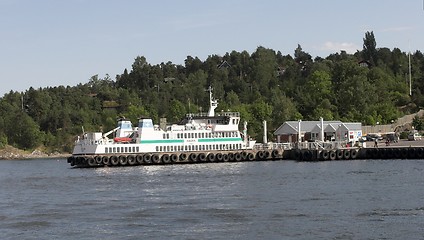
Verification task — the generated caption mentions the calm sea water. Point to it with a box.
[1,158,424,240]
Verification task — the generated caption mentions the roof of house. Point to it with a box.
[274,121,363,135]
[274,121,342,135]
[338,122,362,131]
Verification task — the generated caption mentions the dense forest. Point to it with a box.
[1,31,424,153]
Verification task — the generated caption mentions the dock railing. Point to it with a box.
[254,142,293,151]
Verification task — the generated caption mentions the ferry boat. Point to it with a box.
[67,87,280,167]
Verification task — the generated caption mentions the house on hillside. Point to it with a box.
[358,60,371,68]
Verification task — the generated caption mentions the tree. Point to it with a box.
[412,115,423,131]
[6,110,43,149]
[363,31,377,65]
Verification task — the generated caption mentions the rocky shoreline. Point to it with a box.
[0,146,70,160]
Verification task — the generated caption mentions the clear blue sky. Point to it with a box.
[1,0,423,96]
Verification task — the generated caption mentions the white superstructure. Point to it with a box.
[72,87,256,156]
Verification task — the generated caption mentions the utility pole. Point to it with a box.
[409,50,412,96]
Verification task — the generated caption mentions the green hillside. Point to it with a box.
[1,31,423,153]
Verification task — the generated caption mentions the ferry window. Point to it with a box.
[113,147,116,153]
[136,147,139,152]
[117,147,120,153]
[125,147,128,152]
[105,148,108,154]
